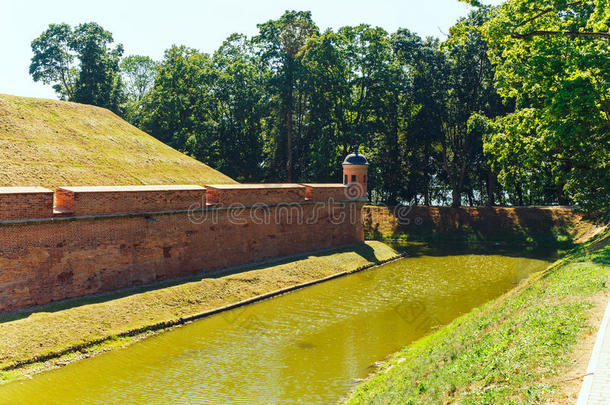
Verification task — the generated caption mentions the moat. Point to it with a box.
[0,244,556,404]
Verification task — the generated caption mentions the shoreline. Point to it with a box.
[343,231,609,404]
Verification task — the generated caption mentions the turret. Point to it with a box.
[342,151,368,199]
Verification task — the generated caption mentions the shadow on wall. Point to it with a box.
[364,206,591,247]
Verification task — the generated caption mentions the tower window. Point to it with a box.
[351,174,356,183]
[344,175,347,184]
[363,174,367,184]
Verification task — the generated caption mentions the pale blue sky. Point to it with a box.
[1,0,502,99]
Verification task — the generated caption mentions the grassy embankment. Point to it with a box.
[0,94,235,187]
[344,231,609,404]
[0,241,398,383]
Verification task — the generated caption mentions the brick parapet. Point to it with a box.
[0,183,359,221]
[54,185,206,216]
[302,183,348,201]
[0,187,54,220]
[204,184,306,206]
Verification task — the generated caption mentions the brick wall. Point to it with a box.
[205,184,306,206]
[0,200,364,313]
[0,187,54,220]
[363,205,585,243]
[303,184,348,201]
[55,185,206,216]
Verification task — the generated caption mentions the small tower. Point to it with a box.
[342,151,368,199]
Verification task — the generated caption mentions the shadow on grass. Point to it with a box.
[0,243,382,325]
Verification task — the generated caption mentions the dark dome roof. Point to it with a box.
[343,152,368,165]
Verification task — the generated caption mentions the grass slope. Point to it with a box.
[0,94,235,188]
[344,233,609,404]
[0,241,398,383]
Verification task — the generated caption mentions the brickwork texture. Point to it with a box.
[0,185,364,313]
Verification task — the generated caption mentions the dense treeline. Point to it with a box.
[30,0,609,215]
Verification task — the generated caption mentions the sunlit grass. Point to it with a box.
[0,94,235,188]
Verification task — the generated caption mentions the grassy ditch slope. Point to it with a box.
[0,241,398,383]
[0,94,235,187]
[344,231,610,404]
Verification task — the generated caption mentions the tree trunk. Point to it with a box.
[451,186,461,207]
[486,168,496,206]
[424,184,430,206]
[516,182,524,206]
[286,87,293,182]
[557,182,569,205]
[284,61,294,182]
[423,143,430,206]
[451,162,467,207]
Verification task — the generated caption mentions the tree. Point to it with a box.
[255,11,318,181]
[440,7,508,207]
[30,22,125,113]
[303,25,405,201]
[30,23,77,100]
[141,46,214,152]
[132,8,607,212]
[71,23,124,112]
[481,0,610,215]
[393,30,448,205]
[121,55,157,102]
[140,40,268,181]
[209,34,268,181]
[121,55,157,124]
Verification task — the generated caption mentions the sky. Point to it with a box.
[1,0,503,100]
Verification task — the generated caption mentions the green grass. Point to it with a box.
[0,94,235,188]
[344,233,610,404]
[0,241,398,383]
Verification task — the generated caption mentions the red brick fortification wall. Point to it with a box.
[0,187,54,220]
[0,200,364,313]
[303,184,348,201]
[362,205,587,243]
[205,184,306,206]
[55,185,205,216]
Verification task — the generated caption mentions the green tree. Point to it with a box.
[141,40,268,181]
[30,22,125,113]
[209,34,268,181]
[303,25,406,201]
[393,30,448,205]
[71,23,124,112]
[480,0,610,214]
[121,55,157,102]
[141,46,214,152]
[30,23,77,100]
[440,7,507,207]
[121,55,157,124]
[255,11,318,181]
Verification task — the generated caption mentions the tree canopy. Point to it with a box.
[30,22,124,113]
[30,6,609,216]
[481,0,609,214]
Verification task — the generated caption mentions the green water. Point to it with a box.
[0,246,554,404]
